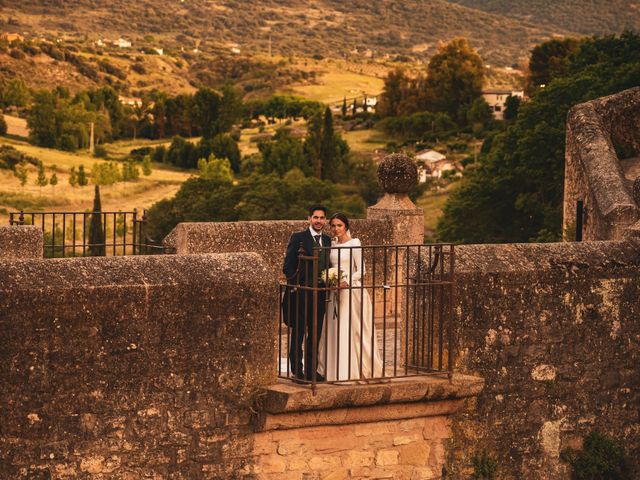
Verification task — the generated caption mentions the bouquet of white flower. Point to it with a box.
[320,267,345,287]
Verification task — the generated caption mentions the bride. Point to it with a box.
[318,213,383,381]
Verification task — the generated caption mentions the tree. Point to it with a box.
[197,155,234,183]
[260,132,309,177]
[423,38,484,124]
[526,38,580,96]
[0,113,7,135]
[377,68,413,118]
[352,97,357,116]
[35,160,48,190]
[466,97,494,135]
[318,107,349,182]
[69,166,78,187]
[28,90,57,148]
[77,164,88,186]
[503,95,521,122]
[341,97,347,117]
[142,156,152,176]
[210,133,241,173]
[437,32,640,244]
[49,164,58,191]
[88,185,105,256]
[14,162,28,189]
[304,112,323,178]
[319,107,336,180]
[0,78,30,108]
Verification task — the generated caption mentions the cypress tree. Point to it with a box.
[88,185,105,256]
[78,164,88,186]
[35,161,48,190]
[319,107,335,181]
[352,98,357,116]
[68,166,78,187]
[341,97,347,117]
[142,156,152,175]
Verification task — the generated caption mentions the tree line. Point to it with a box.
[375,38,517,142]
[436,32,640,243]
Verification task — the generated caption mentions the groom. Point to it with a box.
[283,204,332,381]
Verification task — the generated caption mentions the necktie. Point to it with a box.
[313,234,321,246]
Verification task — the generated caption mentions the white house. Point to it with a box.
[415,149,456,180]
[113,38,132,48]
[481,89,524,120]
[118,95,143,108]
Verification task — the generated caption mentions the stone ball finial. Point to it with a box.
[377,153,418,194]
[633,176,640,207]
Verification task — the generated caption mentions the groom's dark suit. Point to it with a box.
[283,228,331,380]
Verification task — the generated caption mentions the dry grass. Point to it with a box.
[416,182,460,240]
[3,115,29,138]
[287,70,385,104]
[341,129,388,154]
[0,138,191,224]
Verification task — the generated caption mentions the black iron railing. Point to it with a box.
[9,210,168,257]
[278,243,455,391]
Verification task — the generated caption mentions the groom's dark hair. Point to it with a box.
[308,204,328,216]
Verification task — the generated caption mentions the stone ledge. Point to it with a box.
[256,398,465,431]
[0,225,42,259]
[258,374,483,416]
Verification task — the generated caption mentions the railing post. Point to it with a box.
[142,210,148,255]
[575,200,584,241]
[311,245,319,394]
[132,208,138,255]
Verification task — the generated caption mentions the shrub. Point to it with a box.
[59,134,78,152]
[472,451,498,479]
[94,144,108,158]
[561,432,629,480]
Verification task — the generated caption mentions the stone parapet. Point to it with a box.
[166,218,391,275]
[248,375,483,479]
[564,86,640,240]
[0,252,278,479]
[426,240,640,479]
[0,225,43,259]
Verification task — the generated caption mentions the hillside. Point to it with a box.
[2,0,564,67]
[450,0,640,35]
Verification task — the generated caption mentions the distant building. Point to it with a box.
[153,48,164,55]
[415,149,456,180]
[118,95,142,107]
[95,39,104,47]
[113,38,132,48]
[230,47,241,54]
[482,89,525,120]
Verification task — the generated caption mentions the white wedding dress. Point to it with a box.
[318,238,383,381]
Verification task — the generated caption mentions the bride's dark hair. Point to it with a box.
[330,212,350,231]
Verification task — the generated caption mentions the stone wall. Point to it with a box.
[436,240,640,479]
[0,253,278,479]
[251,375,483,480]
[0,225,43,259]
[563,86,640,240]
[164,218,392,277]
[0,250,484,479]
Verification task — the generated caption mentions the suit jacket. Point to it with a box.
[283,229,332,285]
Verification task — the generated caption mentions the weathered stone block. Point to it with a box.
[0,225,42,259]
